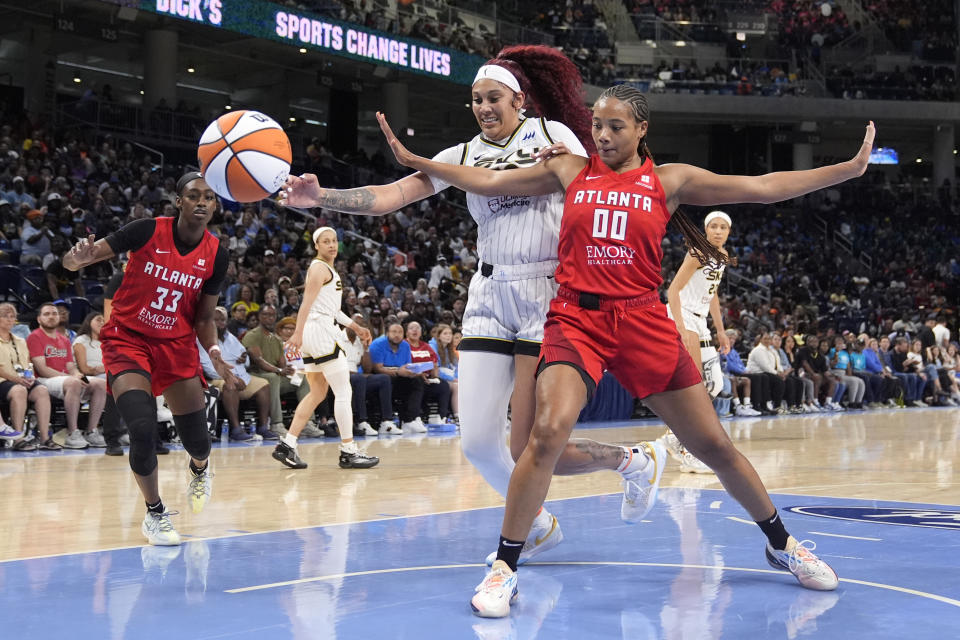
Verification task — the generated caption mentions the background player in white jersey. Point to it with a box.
[272,227,378,470]
[663,211,741,474]
[282,46,642,564]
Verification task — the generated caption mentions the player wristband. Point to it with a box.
[207,345,222,357]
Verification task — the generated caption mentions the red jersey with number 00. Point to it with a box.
[105,217,220,339]
[555,155,671,298]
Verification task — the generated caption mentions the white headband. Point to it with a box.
[703,211,732,228]
[312,226,336,244]
[473,65,521,93]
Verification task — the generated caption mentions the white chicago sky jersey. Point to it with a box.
[306,260,344,323]
[679,259,726,316]
[428,117,587,266]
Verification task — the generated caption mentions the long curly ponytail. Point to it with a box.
[596,84,728,267]
[486,45,596,154]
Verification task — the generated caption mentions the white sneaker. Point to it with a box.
[188,464,214,514]
[678,449,713,474]
[470,560,518,618]
[485,511,564,566]
[765,539,839,591]
[735,404,761,417]
[356,421,378,436]
[656,432,712,475]
[63,430,89,449]
[142,510,181,546]
[621,441,667,524]
[913,399,928,407]
[656,431,683,462]
[402,417,427,433]
[84,429,106,447]
[381,422,402,435]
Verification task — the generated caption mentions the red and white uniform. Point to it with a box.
[540,156,702,399]
[103,217,222,395]
[107,217,219,339]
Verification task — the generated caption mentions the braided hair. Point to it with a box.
[596,85,728,266]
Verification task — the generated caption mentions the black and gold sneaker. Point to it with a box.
[272,442,307,469]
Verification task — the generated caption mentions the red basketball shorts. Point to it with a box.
[539,291,702,400]
[102,323,204,396]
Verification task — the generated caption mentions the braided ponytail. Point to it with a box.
[596,85,728,267]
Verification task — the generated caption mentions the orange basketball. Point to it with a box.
[197,110,292,203]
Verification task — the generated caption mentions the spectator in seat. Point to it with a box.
[850,337,885,407]
[864,337,901,407]
[0,303,56,450]
[746,332,785,414]
[20,209,51,266]
[368,321,426,433]
[889,336,926,407]
[406,321,451,423]
[200,306,272,441]
[73,312,106,379]
[430,323,459,421]
[54,299,76,341]
[27,302,107,448]
[341,313,394,436]
[830,336,865,408]
[725,329,769,414]
[242,304,309,436]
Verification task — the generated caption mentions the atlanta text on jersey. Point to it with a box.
[572,189,654,212]
[142,261,206,291]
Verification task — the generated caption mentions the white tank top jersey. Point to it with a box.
[679,259,726,316]
[307,260,344,324]
[428,117,588,266]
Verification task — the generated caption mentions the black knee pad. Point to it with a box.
[117,390,158,476]
[175,410,211,461]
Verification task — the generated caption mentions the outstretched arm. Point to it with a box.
[376,111,580,196]
[659,122,876,207]
[280,172,435,216]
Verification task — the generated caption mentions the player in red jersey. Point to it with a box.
[64,172,236,546]
[377,85,875,615]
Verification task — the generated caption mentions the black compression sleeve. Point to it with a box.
[201,245,230,295]
[105,219,157,255]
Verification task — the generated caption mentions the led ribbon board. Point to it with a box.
[145,0,485,84]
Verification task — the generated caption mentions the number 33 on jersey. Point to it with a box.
[108,217,221,338]
[556,156,672,298]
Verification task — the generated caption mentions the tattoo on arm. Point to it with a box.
[316,187,377,213]
[553,439,626,474]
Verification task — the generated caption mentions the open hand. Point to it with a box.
[376,111,422,169]
[67,234,98,269]
[280,173,323,208]
[532,142,574,163]
[849,121,876,177]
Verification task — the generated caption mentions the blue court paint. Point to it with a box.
[2,489,958,639]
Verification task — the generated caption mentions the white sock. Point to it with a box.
[732,398,742,406]
[743,396,751,406]
[340,440,357,453]
[282,434,298,449]
[617,446,650,475]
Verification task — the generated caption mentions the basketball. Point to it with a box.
[197,110,292,203]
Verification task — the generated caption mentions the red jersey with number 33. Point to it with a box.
[105,217,220,339]
[555,155,671,298]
